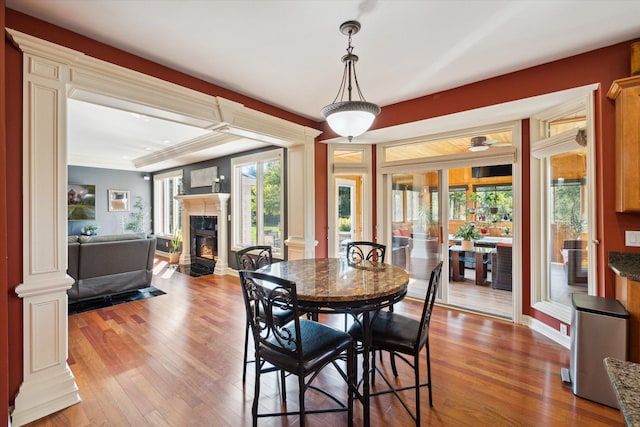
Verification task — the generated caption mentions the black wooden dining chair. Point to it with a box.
[239,270,355,427]
[348,260,443,426]
[344,241,387,330]
[236,245,294,382]
[345,241,386,264]
[236,245,273,271]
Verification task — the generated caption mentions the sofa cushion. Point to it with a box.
[79,232,146,243]
[68,235,79,243]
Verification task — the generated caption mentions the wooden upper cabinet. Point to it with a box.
[608,75,640,212]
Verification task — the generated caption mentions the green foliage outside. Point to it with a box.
[338,217,351,232]
[263,161,281,221]
[338,186,351,219]
[449,190,466,219]
[555,184,584,239]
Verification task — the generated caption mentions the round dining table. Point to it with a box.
[258,257,410,427]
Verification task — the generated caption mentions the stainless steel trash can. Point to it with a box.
[564,294,629,408]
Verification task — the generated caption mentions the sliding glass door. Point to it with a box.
[379,123,519,319]
[390,172,442,298]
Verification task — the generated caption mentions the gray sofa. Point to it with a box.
[67,233,156,302]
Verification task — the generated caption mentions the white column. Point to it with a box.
[11,52,80,426]
[286,135,318,259]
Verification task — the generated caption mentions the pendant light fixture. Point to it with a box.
[321,20,380,141]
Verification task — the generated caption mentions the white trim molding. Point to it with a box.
[523,315,571,349]
[10,33,80,427]
[6,28,320,425]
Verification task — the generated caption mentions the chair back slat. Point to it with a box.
[236,245,273,271]
[417,261,443,344]
[346,241,386,264]
[239,270,302,360]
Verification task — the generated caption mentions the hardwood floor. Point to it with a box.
[409,269,513,319]
[24,257,623,426]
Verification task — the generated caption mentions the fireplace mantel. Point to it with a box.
[175,193,230,274]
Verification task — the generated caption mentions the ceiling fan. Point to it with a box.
[468,136,512,152]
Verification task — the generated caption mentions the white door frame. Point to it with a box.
[327,144,372,258]
[377,122,522,322]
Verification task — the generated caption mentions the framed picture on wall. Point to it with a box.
[108,189,130,212]
[190,166,217,188]
[68,184,96,220]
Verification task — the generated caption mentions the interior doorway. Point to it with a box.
[447,166,513,318]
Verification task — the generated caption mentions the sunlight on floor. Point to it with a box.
[153,258,168,274]
[153,258,179,279]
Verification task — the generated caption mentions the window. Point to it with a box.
[392,189,403,222]
[391,184,420,223]
[232,149,284,255]
[449,186,467,220]
[153,170,183,236]
[530,93,594,322]
[474,184,513,220]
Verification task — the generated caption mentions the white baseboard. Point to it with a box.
[523,315,571,349]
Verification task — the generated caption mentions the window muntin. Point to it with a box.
[448,186,467,220]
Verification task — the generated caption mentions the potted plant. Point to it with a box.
[484,192,500,214]
[169,228,182,264]
[454,222,481,250]
[126,196,149,233]
[467,192,482,214]
[80,224,99,236]
[503,226,511,235]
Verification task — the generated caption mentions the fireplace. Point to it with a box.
[175,193,230,275]
[190,216,217,274]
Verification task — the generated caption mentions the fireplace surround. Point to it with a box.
[175,193,230,274]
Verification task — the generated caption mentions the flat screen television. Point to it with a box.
[472,164,512,178]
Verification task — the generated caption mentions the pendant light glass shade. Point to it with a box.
[322,100,380,139]
[322,21,380,141]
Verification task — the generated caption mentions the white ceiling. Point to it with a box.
[7,0,640,171]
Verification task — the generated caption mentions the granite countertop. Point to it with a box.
[609,252,640,282]
[605,357,640,426]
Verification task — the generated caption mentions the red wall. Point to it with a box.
[314,142,328,256]
[1,1,8,424]
[5,32,23,405]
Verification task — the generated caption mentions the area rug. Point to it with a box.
[68,286,166,315]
